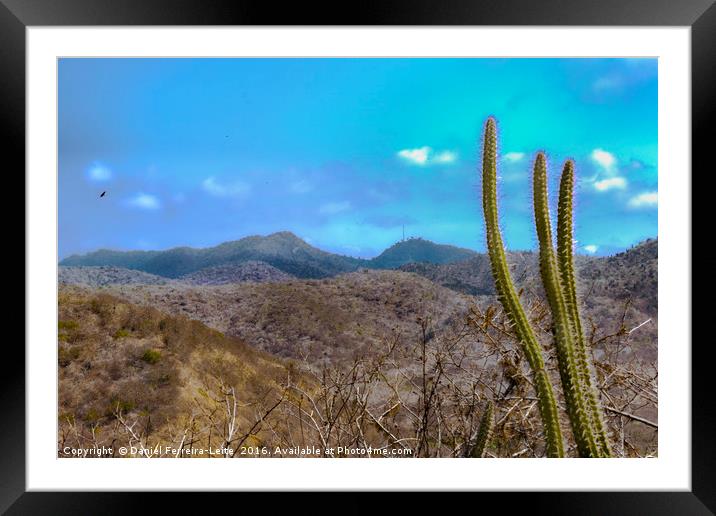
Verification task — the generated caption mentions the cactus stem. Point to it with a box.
[480,118,565,457]
[533,152,599,458]
[469,400,495,458]
[557,161,612,457]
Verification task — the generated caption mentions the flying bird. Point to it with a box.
[100,191,106,198]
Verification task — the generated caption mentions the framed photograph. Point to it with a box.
[6,0,713,511]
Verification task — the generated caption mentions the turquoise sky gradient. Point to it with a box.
[59,58,657,259]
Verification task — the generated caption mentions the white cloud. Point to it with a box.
[593,76,622,93]
[202,176,251,198]
[398,147,431,165]
[290,180,313,194]
[367,187,392,202]
[432,150,458,164]
[594,177,627,191]
[127,192,161,210]
[87,163,112,182]
[503,152,525,162]
[319,201,351,215]
[628,191,658,208]
[397,147,457,166]
[584,244,599,254]
[591,148,616,173]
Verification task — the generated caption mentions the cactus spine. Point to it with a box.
[557,161,611,457]
[533,153,599,457]
[469,400,495,458]
[480,117,565,457]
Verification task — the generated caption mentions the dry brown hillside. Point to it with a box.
[58,288,309,458]
[95,269,476,362]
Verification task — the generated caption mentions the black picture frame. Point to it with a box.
[4,0,714,513]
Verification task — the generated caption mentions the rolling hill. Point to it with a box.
[57,288,309,457]
[370,237,477,269]
[82,269,474,362]
[399,240,656,314]
[60,232,362,279]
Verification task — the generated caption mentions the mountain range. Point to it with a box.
[59,235,657,362]
[60,233,657,315]
[60,232,479,279]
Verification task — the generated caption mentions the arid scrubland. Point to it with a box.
[58,239,656,457]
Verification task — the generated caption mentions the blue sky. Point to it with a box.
[58,58,657,259]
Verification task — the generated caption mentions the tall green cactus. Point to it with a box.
[533,152,599,458]
[479,117,611,457]
[469,400,494,458]
[480,117,565,457]
[557,161,612,457]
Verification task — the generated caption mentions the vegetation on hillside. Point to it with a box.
[58,289,309,458]
[179,261,294,285]
[580,238,657,314]
[70,270,472,362]
[59,265,173,287]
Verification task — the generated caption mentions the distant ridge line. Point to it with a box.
[60,231,656,281]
